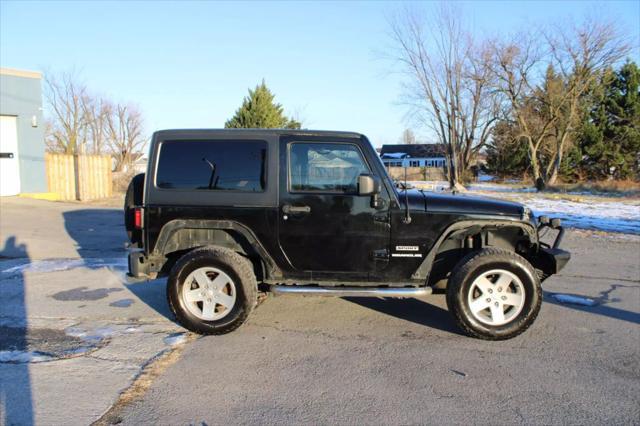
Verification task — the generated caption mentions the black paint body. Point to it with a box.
[135,129,547,285]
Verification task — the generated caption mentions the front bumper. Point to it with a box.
[534,218,571,278]
[538,247,571,275]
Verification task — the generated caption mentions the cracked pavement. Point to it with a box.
[1,197,639,425]
[0,198,187,425]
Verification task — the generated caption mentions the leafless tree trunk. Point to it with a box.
[490,19,630,186]
[400,128,417,144]
[44,72,89,154]
[542,18,630,184]
[106,104,146,172]
[388,4,498,189]
[82,96,112,155]
[45,70,148,182]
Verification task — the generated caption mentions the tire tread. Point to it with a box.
[446,248,542,340]
[167,246,257,335]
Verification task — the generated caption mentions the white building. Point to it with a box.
[379,144,447,169]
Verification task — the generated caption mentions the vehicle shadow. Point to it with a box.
[61,208,174,322]
[344,296,464,336]
[0,236,35,426]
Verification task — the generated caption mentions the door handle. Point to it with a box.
[283,204,311,214]
[0,153,14,159]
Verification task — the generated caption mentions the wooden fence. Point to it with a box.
[45,153,112,201]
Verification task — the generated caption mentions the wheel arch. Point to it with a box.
[413,219,538,285]
[153,219,282,281]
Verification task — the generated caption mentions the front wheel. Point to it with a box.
[446,248,542,340]
[167,246,257,335]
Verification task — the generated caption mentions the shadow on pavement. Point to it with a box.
[60,208,639,331]
[344,297,464,336]
[61,208,175,322]
[0,236,34,425]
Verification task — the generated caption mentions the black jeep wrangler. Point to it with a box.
[125,129,569,340]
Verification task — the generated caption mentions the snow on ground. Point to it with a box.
[410,181,640,235]
[549,293,597,307]
[0,257,128,278]
[467,183,537,193]
[507,196,640,235]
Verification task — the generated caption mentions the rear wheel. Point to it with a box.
[167,246,257,335]
[446,248,542,340]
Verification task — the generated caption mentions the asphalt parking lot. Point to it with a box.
[1,197,639,425]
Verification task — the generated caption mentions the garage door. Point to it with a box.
[0,115,21,196]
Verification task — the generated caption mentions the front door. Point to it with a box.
[278,140,390,275]
[0,116,20,196]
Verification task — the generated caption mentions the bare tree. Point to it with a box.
[400,128,417,144]
[542,18,630,183]
[490,19,630,185]
[388,4,498,188]
[488,33,550,184]
[45,70,148,176]
[106,104,146,172]
[82,96,112,155]
[44,72,89,154]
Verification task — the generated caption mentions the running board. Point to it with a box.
[269,285,432,298]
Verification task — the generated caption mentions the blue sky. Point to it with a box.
[2,0,639,147]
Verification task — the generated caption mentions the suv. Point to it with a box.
[125,129,569,340]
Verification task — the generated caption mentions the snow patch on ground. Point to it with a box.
[467,183,537,193]
[410,181,640,235]
[517,197,640,235]
[0,350,54,363]
[550,293,598,307]
[477,173,495,182]
[164,333,188,346]
[0,257,128,276]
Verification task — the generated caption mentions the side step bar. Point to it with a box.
[269,285,432,298]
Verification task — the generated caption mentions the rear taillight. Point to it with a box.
[134,207,142,229]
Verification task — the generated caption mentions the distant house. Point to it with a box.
[379,144,447,169]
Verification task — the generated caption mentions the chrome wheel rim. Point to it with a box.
[467,269,525,326]
[182,267,236,321]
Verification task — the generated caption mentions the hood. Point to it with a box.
[398,189,524,217]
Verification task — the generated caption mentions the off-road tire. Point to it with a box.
[446,248,542,340]
[167,246,257,335]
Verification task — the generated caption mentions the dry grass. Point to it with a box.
[92,334,195,425]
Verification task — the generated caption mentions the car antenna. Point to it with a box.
[202,157,217,189]
[403,162,412,224]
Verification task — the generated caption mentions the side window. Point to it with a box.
[156,140,267,192]
[289,142,369,193]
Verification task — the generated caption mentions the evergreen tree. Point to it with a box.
[485,120,530,178]
[225,81,301,129]
[578,62,640,180]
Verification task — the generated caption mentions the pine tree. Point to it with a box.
[224,81,301,129]
[578,61,640,180]
[485,121,529,179]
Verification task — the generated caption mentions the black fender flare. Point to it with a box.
[153,219,282,279]
[412,219,538,281]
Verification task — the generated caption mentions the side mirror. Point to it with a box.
[358,174,381,196]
